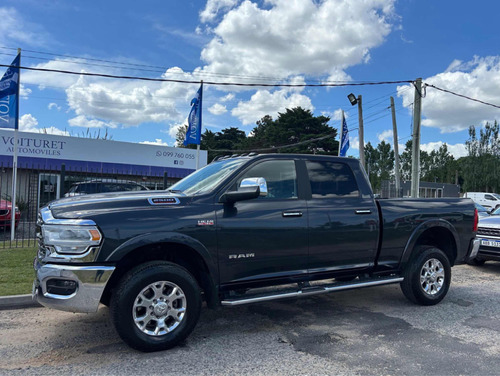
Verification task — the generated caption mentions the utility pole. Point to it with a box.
[390,96,401,198]
[410,78,423,198]
[358,95,365,170]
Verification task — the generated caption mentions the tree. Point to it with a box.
[364,141,394,191]
[245,107,338,154]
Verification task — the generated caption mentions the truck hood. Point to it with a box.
[478,215,500,228]
[48,190,189,220]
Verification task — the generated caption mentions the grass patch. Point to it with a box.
[0,247,37,296]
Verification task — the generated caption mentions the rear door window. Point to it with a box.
[306,160,359,198]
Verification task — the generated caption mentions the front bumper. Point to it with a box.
[33,258,115,313]
[468,238,481,261]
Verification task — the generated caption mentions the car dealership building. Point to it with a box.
[0,129,207,217]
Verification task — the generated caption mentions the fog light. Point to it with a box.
[46,279,77,296]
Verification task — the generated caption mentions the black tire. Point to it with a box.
[111,261,201,352]
[467,257,486,266]
[400,246,451,306]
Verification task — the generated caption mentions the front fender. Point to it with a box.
[105,231,217,278]
[400,219,460,266]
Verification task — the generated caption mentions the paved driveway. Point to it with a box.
[1,263,500,375]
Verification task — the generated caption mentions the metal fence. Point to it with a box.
[0,162,180,249]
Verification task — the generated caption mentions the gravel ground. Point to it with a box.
[1,263,500,375]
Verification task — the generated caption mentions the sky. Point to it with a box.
[1,0,500,159]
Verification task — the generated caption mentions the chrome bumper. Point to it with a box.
[33,259,115,313]
[468,238,481,261]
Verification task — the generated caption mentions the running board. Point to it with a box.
[221,276,404,306]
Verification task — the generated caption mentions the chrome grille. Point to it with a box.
[477,227,500,237]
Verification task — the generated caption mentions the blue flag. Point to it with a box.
[0,54,20,130]
[339,112,349,157]
[184,83,203,146]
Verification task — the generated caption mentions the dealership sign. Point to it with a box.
[0,129,207,170]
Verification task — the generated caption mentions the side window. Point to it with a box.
[485,194,495,201]
[306,160,359,198]
[236,160,297,199]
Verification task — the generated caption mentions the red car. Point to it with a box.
[0,200,20,228]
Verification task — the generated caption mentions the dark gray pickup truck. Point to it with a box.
[33,154,480,351]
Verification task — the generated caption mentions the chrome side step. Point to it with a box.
[221,276,404,306]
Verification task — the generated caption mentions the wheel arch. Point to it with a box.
[400,219,460,268]
[102,234,218,308]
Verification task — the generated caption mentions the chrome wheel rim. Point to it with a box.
[132,281,187,336]
[420,258,445,296]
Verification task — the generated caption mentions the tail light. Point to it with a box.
[473,208,478,232]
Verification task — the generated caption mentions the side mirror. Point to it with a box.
[219,177,268,204]
[240,177,268,197]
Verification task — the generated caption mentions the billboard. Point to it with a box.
[0,129,207,171]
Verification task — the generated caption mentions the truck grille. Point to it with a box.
[477,228,500,237]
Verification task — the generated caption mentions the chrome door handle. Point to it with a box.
[282,211,303,217]
[355,209,372,215]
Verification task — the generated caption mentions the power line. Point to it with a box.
[0,62,414,88]
[425,83,500,109]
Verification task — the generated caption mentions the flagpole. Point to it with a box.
[10,48,20,241]
[196,80,203,170]
[338,110,344,157]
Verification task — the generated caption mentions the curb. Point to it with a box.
[0,294,41,310]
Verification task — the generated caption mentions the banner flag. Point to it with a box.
[339,112,349,157]
[184,83,203,146]
[0,54,20,130]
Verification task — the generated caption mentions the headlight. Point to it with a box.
[42,225,102,255]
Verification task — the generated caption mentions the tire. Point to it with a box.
[467,257,486,266]
[400,246,451,306]
[110,261,201,352]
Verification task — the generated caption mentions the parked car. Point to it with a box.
[64,179,148,197]
[0,199,20,228]
[34,154,479,352]
[475,203,490,218]
[470,213,500,265]
[464,192,500,209]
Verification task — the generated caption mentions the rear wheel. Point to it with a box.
[111,261,201,352]
[400,246,451,306]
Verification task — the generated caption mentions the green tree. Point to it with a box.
[364,141,394,191]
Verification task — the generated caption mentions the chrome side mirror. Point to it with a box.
[240,177,268,197]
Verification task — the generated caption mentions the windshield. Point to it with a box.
[494,194,500,200]
[169,158,248,195]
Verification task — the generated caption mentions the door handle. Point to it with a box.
[355,209,372,215]
[282,211,303,217]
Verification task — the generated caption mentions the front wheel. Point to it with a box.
[400,246,451,306]
[111,261,201,352]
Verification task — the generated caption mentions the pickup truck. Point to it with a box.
[33,154,480,352]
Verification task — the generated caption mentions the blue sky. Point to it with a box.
[2,0,500,158]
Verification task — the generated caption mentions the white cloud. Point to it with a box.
[398,56,500,133]
[200,0,239,22]
[377,129,393,143]
[350,136,360,151]
[19,114,69,135]
[20,85,31,99]
[64,67,200,127]
[200,0,395,81]
[0,7,51,47]
[68,115,118,129]
[48,103,61,111]
[208,103,228,115]
[231,87,314,125]
[220,93,235,102]
[140,139,169,146]
[420,141,467,159]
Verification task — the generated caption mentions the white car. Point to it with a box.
[471,214,500,265]
[464,192,500,209]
